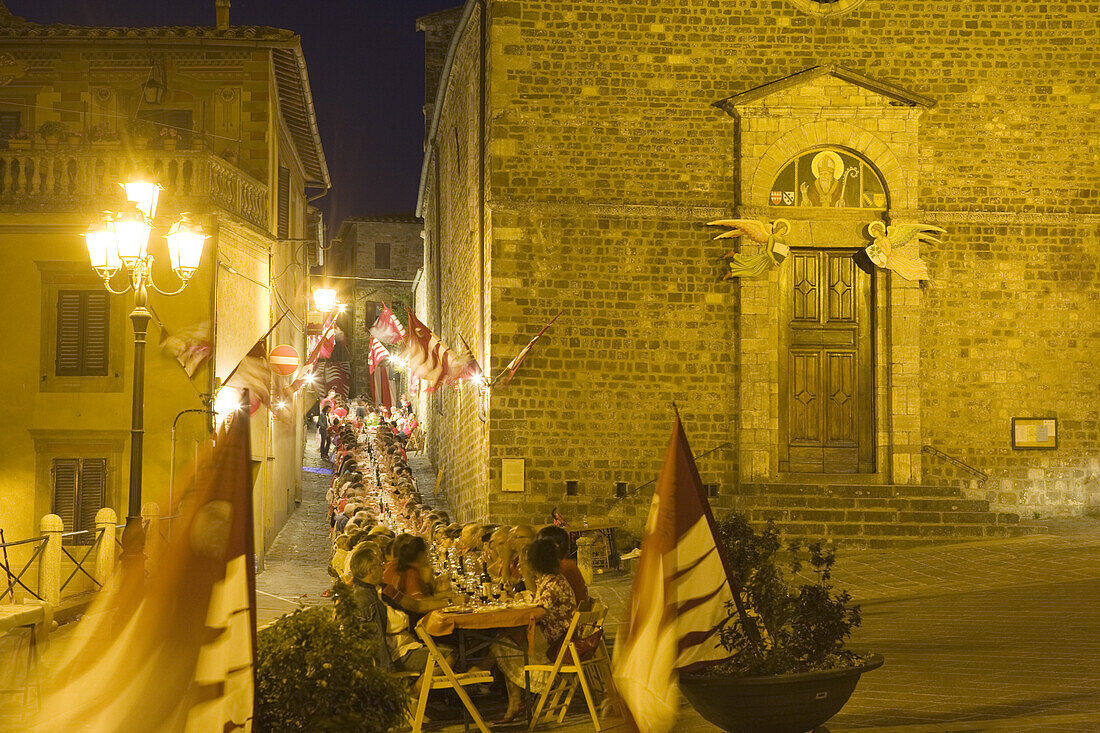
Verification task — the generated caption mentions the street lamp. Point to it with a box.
[83,177,208,570]
[313,286,337,313]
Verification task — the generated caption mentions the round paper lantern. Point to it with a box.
[268,344,300,376]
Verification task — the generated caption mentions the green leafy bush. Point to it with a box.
[710,513,865,677]
[255,581,406,732]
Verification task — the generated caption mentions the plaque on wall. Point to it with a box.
[1011,418,1057,450]
[502,458,525,492]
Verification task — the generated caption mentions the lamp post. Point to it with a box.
[83,176,208,572]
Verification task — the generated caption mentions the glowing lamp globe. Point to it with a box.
[313,287,337,313]
[113,205,152,264]
[83,217,121,277]
[122,177,162,220]
[166,215,208,279]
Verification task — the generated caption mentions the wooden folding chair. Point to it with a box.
[407,623,494,733]
[525,605,611,731]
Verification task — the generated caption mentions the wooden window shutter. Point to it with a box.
[82,292,109,376]
[56,291,83,376]
[277,166,290,239]
[375,242,391,270]
[78,459,107,536]
[56,291,109,376]
[52,458,79,531]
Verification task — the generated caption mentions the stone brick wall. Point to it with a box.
[334,217,422,397]
[418,4,491,524]
[421,0,1100,527]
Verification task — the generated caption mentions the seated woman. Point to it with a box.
[538,524,590,609]
[493,538,578,723]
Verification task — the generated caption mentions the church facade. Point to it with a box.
[415,0,1099,541]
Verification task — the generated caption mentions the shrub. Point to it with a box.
[710,513,864,677]
[255,580,405,732]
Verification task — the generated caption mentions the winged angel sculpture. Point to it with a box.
[865,222,944,281]
[707,218,792,279]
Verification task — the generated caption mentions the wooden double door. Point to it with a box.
[779,249,875,474]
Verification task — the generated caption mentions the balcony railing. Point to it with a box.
[0,148,270,231]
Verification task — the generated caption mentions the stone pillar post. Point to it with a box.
[141,502,163,568]
[94,507,118,593]
[38,514,64,607]
[575,535,594,586]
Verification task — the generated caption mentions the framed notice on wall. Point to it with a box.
[501,458,525,493]
[1011,418,1058,450]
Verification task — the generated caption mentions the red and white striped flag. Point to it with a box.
[368,336,390,375]
[404,311,476,392]
[369,303,406,344]
[612,415,745,732]
[498,311,561,386]
[304,314,338,367]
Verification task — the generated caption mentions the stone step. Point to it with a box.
[739,483,964,499]
[749,520,1039,549]
[726,495,993,513]
[743,507,1019,526]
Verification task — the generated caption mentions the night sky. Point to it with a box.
[4,0,462,228]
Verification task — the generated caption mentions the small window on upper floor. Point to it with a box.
[277,166,290,239]
[56,290,109,377]
[375,242,391,270]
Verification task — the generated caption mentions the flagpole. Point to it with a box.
[220,310,290,387]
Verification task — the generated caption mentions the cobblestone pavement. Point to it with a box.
[255,444,1100,732]
[254,435,334,627]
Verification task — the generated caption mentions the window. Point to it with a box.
[277,166,290,239]
[52,458,107,542]
[0,110,20,147]
[56,290,109,377]
[137,109,194,148]
[375,242,391,270]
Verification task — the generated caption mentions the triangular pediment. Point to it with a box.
[716,65,935,114]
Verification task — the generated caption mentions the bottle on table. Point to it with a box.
[480,561,493,605]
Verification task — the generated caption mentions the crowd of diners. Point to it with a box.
[318,397,594,724]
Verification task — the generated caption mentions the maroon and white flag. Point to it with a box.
[404,311,476,392]
[498,311,561,386]
[369,304,406,345]
[224,339,271,415]
[368,336,390,376]
[612,415,741,732]
[304,314,338,367]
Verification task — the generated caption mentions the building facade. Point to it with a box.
[330,215,423,403]
[417,0,1099,541]
[0,4,329,573]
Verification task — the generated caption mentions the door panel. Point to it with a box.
[780,249,874,474]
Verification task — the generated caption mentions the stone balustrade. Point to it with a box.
[0,148,270,231]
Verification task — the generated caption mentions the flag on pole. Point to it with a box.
[368,336,390,375]
[404,311,476,392]
[498,311,561,386]
[158,319,212,378]
[305,313,338,367]
[26,408,257,732]
[612,414,744,733]
[224,339,271,415]
[369,303,406,344]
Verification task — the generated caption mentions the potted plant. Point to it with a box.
[37,120,66,149]
[88,123,119,148]
[159,125,180,151]
[678,513,883,733]
[255,580,406,732]
[7,129,31,150]
[66,130,83,147]
[126,119,153,149]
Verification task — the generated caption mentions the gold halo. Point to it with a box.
[811,150,846,179]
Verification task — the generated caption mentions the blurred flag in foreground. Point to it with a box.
[612,414,741,733]
[19,410,257,733]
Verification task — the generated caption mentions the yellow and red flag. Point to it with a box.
[22,410,257,732]
[612,414,742,733]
